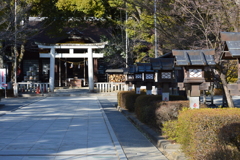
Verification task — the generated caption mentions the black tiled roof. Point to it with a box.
[225,41,240,58]
[221,32,240,41]
[221,32,240,58]
[150,58,174,70]
[136,63,154,72]
[172,49,216,66]
[124,65,137,74]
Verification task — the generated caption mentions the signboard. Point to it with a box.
[162,92,169,101]
[0,69,6,89]
[190,97,200,109]
[2,84,7,87]
[146,90,152,95]
[136,88,141,94]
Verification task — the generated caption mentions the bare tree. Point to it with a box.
[169,0,240,107]
[0,0,50,85]
[123,0,240,107]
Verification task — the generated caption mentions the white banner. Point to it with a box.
[190,97,200,109]
[0,69,6,89]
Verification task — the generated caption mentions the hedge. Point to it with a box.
[134,95,162,124]
[163,108,240,160]
[117,91,144,112]
[134,95,188,126]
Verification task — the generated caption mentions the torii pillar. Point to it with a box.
[49,47,55,92]
[88,48,94,92]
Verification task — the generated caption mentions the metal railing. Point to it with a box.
[95,82,127,92]
[18,82,49,94]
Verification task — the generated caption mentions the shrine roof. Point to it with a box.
[124,65,137,74]
[136,63,154,72]
[221,32,240,41]
[172,49,216,66]
[150,58,174,70]
[220,32,240,58]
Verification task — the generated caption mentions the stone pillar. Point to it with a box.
[88,48,94,92]
[135,82,141,94]
[146,83,152,95]
[189,85,201,109]
[49,47,55,92]
[162,83,170,101]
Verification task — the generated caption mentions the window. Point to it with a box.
[189,69,202,78]
[161,72,171,79]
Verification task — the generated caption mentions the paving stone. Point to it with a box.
[0,95,125,159]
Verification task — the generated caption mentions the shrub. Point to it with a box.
[218,123,240,152]
[155,101,189,127]
[117,91,144,112]
[117,91,133,108]
[134,95,188,127]
[163,108,240,160]
[123,92,141,112]
[203,147,240,160]
[134,95,162,124]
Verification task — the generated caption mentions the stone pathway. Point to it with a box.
[0,96,125,160]
[98,96,168,160]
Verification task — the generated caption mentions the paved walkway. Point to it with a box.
[0,90,168,160]
[0,96,124,160]
[98,96,167,160]
[0,97,44,116]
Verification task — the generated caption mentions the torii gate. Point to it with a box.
[36,42,107,92]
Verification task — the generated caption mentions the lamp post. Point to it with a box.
[154,0,158,58]
[13,0,18,97]
[125,3,128,68]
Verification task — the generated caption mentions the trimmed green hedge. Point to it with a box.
[134,95,188,126]
[117,91,144,112]
[163,108,240,160]
[117,92,189,128]
[134,95,162,124]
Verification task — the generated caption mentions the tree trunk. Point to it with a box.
[220,73,235,108]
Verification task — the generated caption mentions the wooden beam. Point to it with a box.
[40,53,104,58]
[36,42,108,49]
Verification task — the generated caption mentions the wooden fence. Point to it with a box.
[18,82,49,94]
[95,82,127,93]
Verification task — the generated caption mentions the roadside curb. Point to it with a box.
[116,106,187,160]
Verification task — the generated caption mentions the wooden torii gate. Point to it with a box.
[36,42,107,92]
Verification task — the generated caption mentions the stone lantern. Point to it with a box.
[172,49,216,109]
[150,58,175,101]
[124,65,137,91]
[136,63,155,95]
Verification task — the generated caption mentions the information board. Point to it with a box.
[0,69,6,89]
